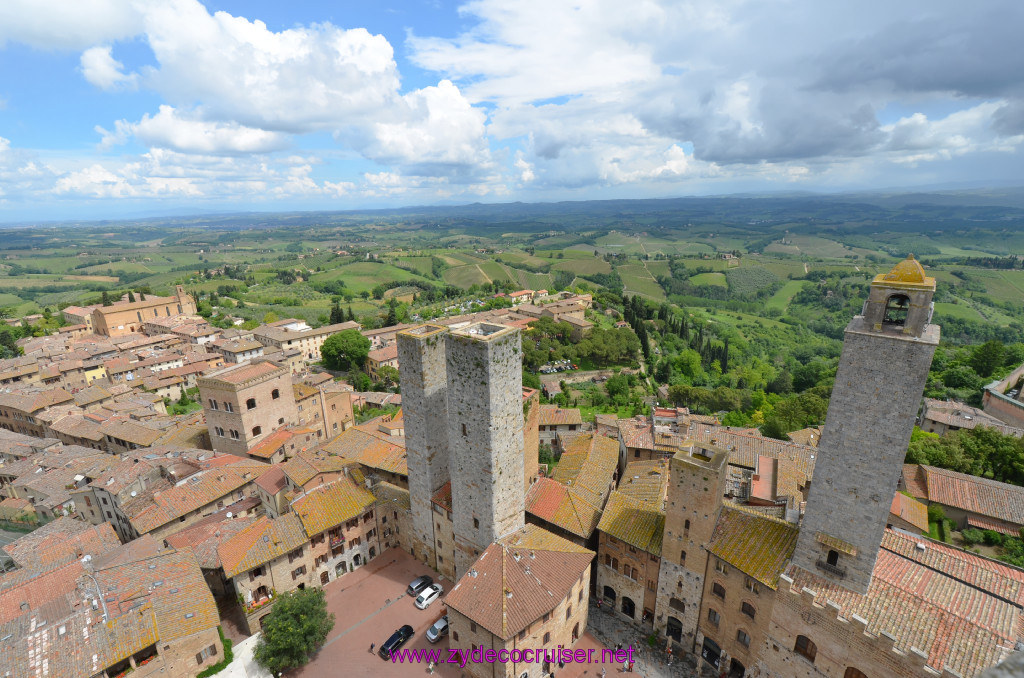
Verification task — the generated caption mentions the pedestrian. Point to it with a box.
[597,599,602,610]
[600,669,606,678]
[622,660,628,673]
[627,661,634,673]
[370,642,375,654]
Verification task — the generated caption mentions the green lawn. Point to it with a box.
[689,272,728,287]
[443,264,491,288]
[765,280,805,312]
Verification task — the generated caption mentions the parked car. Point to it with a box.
[407,575,433,597]
[426,615,449,643]
[379,625,415,659]
[415,583,444,610]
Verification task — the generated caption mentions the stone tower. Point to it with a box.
[792,255,939,594]
[446,322,525,577]
[397,324,452,569]
[655,442,728,650]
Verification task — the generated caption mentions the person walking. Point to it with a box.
[370,642,375,654]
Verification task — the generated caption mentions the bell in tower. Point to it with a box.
[861,254,935,338]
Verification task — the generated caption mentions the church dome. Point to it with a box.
[882,254,926,284]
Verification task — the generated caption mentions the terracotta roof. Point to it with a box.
[539,405,583,427]
[165,515,258,569]
[127,463,268,534]
[280,450,352,487]
[325,425,407,476]
[291,474,377,538]
[444,524,593,640]
[218,514,309,578]
[694,427,816,486]
[431,481,453,512]
[372,481,411,511]
[525,477,603,539]
[247,428,296,459]
[914,465,1024,526]
[202,360,284,385]
[784,527,1024,677]
[597,491,664,555]
[367,344,399,362]
[707,505,798,589]
[2,518,121,569]
[255,465,288,494]
[890,492,929,532]
[902,464,929,498]
[617,459,669,504]
[550,433,619,508]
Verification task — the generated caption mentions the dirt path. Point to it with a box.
[475,264,492,284]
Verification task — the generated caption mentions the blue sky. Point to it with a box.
[1,0,1023,221]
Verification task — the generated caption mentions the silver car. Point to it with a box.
[426,615,449,643]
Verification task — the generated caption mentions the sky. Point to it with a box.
[1,0,1023,221]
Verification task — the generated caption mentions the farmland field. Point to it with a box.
[689,272,728,287]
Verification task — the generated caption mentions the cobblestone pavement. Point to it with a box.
[586,598,718,678]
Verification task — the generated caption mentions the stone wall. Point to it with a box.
[446,324,525,577]
[792,319,939,594]
[397,325,451,570]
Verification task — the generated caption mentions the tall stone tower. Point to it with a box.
[397,324,452,568]
[792,255,939,594]
[446,322,525,577]
[655,442,728,650]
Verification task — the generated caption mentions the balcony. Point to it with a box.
[329,536,345,551]
[815,559,846,579]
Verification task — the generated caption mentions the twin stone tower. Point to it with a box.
[398,322,527,578]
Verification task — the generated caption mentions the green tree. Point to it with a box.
[329,301,344,324]
[127,291,136,303]
[253,588,335,675]
[376,364,400,388]
[320,329,371,370]
[101,291,111,307]
[970,340,1005,378]
[263,311,279,324]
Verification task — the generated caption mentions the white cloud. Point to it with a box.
[0,0,143,50]
[101,106,289,155]
[80,45,137,91]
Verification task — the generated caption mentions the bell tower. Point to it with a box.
[791,255,939,594]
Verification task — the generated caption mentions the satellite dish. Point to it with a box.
[226,512,232,519]
[130,491,137,497]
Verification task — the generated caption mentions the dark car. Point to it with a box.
[379,625,415,660]
[407,575,434,597]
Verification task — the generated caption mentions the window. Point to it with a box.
[272,389,280,399]
[252,426,262,436]
[578,588,583,602]
[680,550,686,564]
[452,631,459,642]
[741,602,756,620]
[737,629,750,648]
[208,398,218,410]
[542,612,550,623]
[883,294,910,326]
[712,583,726,599]
[470,622,477,633]
[745,578,759,594]
[715,560,728,575]
[669,597,685,613]
[543,632,551,644]
[566,605,572,620]
[647,579,656,592]
[246,398,257,410]
[707,608,720,626]
[215,426,224,437]
[827,549,839,566]
[195,644,217,664]
[291,566,306,579]
[611,558,619,571]
[473,518,479,529]
[794,635,817,663]
[462,423,467,436]
[224,402,233,412]
[230,430,240,440]
[518,630,527,641]
[684,519,690,535]
[844,669,868,678]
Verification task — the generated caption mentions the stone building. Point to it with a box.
[446,322,526,577]
[790,254,939,595]
[198,360,298,457]
[538,405,583,454]
[654,442,729,652]
[444,524,594,678]
[695,505,798,676]
[91,285,197,337]
[595,459,669,630]
[397,324,452,569]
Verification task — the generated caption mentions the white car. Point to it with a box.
[415,583,444,610]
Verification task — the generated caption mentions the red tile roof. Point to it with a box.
[445,524,593,640]
[910,464,1024,527]
[890,492,929,532]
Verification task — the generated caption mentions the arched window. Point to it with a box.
[795,635,817,663]
[684,519,690,534]
[883,294,910,325]
[603,586,616,602]
[246,398,256,410]
[741,601,756,619]
[827,549,839,566]
[712,583,726,599]
[680,550,686,564]
[621,597,635,618]
[271,389,280,400]
[844,669,868,678]
[252,426,262,436]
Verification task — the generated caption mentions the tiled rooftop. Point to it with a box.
[707,505,798,589]
[291,473,377,538]
[597,491,664,555]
